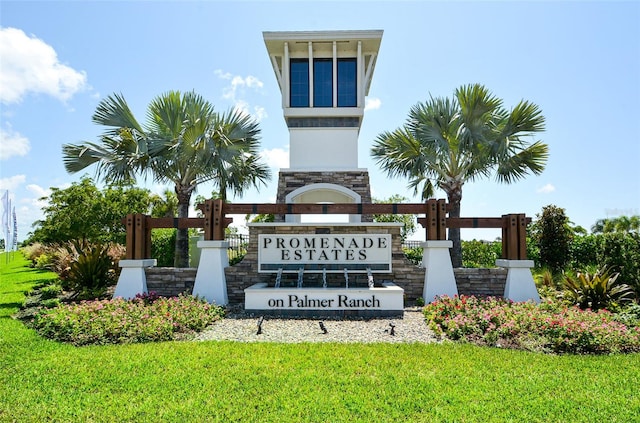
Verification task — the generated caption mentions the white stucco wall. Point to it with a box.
[289,128,359,169]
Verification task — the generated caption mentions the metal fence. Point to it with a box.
[402,240,423,250]
[226,233,249,263]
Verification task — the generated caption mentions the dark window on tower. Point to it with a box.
[313,58,333,107]
[290,59,309,107]
[337,58,357,107]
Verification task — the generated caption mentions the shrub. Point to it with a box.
[31,294,225,345]
[63,240,118,297]
[40,298,61,309]
[34,253,55,270]
[531,205,573,273]
[462,240,499,268]
[151,229,177,267]
[424,295,640,354]
[570,234,599,270]
[151,229,176,267]
[561,266,635,311]
[597,232,640,294]
[403,246,423,265]
[22,243,47,264]
[39,284,63,300]
[229,254,245,266]
[613,303,640,327]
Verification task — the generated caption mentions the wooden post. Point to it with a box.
[517,213,527,260]
[202,200,214,241]
[426,199,438,240]
[144,215,152,259]
[502,214,525,260]
[213,199,224,241]
[133,213,147,260]
[125,214,135,260]
[436,199,447,240]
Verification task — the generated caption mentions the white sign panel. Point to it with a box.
[245,283,405,311]
[258,234,392,273]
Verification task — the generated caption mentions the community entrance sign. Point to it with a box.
[244,282,404,317]
[258,234,392,272]
[114,29,541,311]
[246,226,404,316]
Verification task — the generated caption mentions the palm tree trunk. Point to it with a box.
[447,187,463,268]
[174,188,192,268]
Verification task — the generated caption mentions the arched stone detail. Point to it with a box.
[284,183,362,223]
[275,170,372,222]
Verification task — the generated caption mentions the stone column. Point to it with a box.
[193,240,229,305]
[496,259,540,303]
[422,240,458,303]
[113,259,156,299]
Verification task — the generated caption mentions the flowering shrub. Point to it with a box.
[32,294,224,346]
[424,295,640,354]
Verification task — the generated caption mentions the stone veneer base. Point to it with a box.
[275,170,373,222]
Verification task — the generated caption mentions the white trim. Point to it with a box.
[364,53,376,96]
[284,183,363,224]
[332,41,338,108]
[282,167,369,172]
[357,41,362,107]
[308,42,313,108]
[270,54,283,91]
[263,30,384,42]
[249,222,403,228]
[283,42,289,108]
[283,107,362,117]
[285,183,362,203]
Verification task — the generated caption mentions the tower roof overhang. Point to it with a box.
[263,30,383,96]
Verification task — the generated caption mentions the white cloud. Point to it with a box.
[26,184,50,200]
[261,147,289,169]
[0,125,30,160]
[253,106,267,121]
[0,27,88,104]
[536,183,556,194]
[0,174,26,191]
[365,97,382,111]
[215,69,266,121]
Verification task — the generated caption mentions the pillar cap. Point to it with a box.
[119,259,156,268]
[421,240,453,248]
[197,240,230,248]
[496,259,534,268]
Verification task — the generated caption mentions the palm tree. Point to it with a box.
[63,91,271,267]
[592,216,640,234]
[371,84,548,267]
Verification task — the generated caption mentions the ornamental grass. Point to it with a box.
[31,293,224,346]
[424,295,640,354]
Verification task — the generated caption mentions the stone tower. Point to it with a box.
[263,30,383,222]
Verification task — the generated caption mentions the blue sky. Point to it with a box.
[1,1,639,242]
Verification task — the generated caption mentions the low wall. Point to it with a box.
[143,265,507,304]
[143,224,507,303]
[146,268,196,297]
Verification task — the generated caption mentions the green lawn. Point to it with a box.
[1,252,639,422]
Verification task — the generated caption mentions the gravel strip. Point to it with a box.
[194,307,440,344]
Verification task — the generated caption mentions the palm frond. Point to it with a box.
[92,93,144,135]
[495,141,549,183]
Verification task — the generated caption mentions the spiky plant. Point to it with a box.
[561,266,635,311]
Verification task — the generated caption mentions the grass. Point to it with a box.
[2,251,640,422]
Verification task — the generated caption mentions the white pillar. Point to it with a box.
[332,41,337,107]
[193,240,229,305]
[308,41,314,108]
[422,241,458,303]
[283,42,289,108]
[496,259,540,303]
[113,259,156,299]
